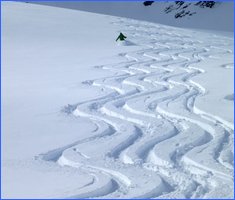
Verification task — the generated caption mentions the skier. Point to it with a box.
[116,32,127,42]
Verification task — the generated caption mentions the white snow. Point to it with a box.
[34,1,234,32]
[2,2,234,199]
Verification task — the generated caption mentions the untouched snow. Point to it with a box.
[2,2,234,199]
[34,1,234,32]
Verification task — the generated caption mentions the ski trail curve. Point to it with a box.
[37,17,234,198]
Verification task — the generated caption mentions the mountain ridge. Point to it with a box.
[33,1,233,31]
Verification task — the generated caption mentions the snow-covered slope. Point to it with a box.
[2,2,234,199]
[34,1,234,31]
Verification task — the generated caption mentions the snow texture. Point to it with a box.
[2,2,234,199]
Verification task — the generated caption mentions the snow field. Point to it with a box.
[2,2,234,199]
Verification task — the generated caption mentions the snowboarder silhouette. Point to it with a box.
[116,32,127,42]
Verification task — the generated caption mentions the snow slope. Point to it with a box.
[2,2,234,199]
[34,1,234,32]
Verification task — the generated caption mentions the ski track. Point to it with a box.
[37,18,234,198]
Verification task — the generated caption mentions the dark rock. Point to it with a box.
[143,1,154,6]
